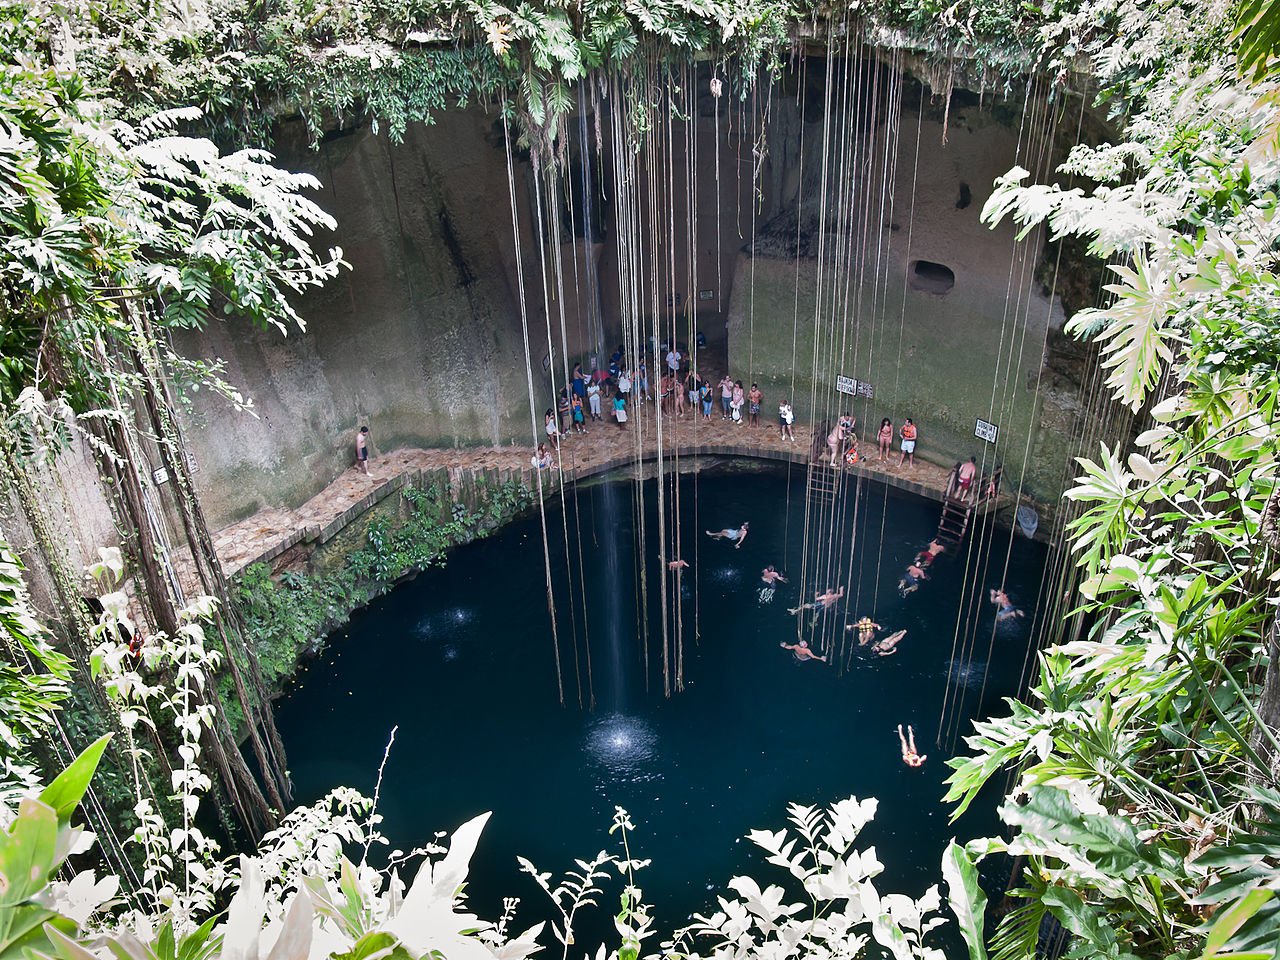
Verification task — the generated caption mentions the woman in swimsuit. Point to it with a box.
[878,418,893,461]
[706,522,749,548]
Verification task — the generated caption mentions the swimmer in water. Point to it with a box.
[780,640,827,662]
[873,630,905,657]
[761,565,788,585]
[788,585,844,615]
[668,559,689,571]
[990,588,1025,621]
[706,522,749,549]
[898,563,929,596]
[897,724,926,767]
[915,540,946,566]
[847,616,881,645]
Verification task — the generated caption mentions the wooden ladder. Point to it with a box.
[807,462,841,506]
[935,497,972,547]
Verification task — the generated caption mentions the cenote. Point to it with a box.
[276,462,1046,932]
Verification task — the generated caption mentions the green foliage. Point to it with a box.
[0,735,109,960]
[231,479,533,715]
[948,2,1280,958]
[0,542,71,769]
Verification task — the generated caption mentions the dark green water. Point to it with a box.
[275,464,1045,934]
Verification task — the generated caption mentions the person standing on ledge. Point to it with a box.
[355,425,371,475]
[899,418,917,468]
[748,383,763,427]
[957,456,977,500]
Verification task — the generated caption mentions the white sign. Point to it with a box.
[836,375,857,396]
[152,466,170,485]
[698,289,715,301]
[975,419,999,443]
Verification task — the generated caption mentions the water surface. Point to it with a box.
[276,464,1045,934]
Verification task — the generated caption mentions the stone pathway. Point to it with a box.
[211,409,971,577]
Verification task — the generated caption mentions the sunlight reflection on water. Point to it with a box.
[585,714,662,786]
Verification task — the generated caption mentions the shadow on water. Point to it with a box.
[275,464,1047,937]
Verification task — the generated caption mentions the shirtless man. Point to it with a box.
[847,616,881,645]
[667,559,689,571]
[990,588,1025,621]
[355,426,371,475]
[761,565,788,585]
[706,522,749,548]
[957,457,978,501]
[789,585,844,615]
[914,540,946,567]
[897,724,926,767]
[899,562,929,595]
[780,639,827,663]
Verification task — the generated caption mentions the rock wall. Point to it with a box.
[174,59,1088,528]
[723,68,1079,501]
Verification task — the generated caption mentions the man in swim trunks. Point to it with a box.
[989,588,1025,621]
[780,639,827,662]
[788,585,844,614]
[706,522,749,548]
[847,616,881,645]
[899,562,928,595]
[957,457,977,501]
[899,419,917,467]
[668,559,689,571]
[355,426,370,475]
[897,724,926,767]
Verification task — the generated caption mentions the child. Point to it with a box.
[613,394,628,429]
[571,394,587,434]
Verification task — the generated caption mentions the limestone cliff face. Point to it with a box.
[723,66,1083,503]
[175,60,1090,527]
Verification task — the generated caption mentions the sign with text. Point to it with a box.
[152,466,170,485]
[975,418,999,443]
[836,375,875,399]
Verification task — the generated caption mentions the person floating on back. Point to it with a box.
[898,724,926,767]
[873,629,905,657]
[706,522,749,548]
[848,616,881,645]
[780,639,827,662]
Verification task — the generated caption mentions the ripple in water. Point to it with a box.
[584,714,661,786]
[946,658,988,690]
[712,566,741,585]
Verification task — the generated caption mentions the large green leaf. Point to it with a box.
[0,799,58,906]
[941,841,988,960]
[36,735,111,828]
[1200,888,1274,960]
